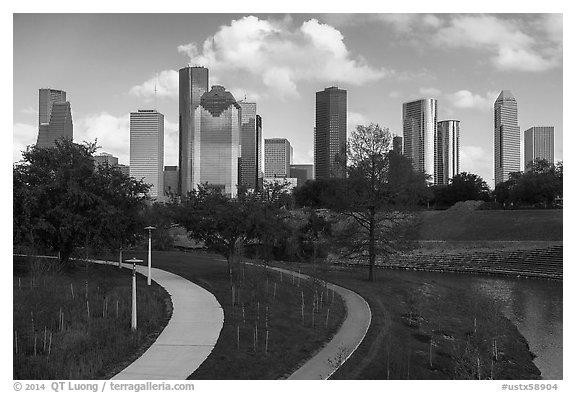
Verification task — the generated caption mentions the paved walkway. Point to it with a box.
[255,264,372,380]
[108,262,224,380]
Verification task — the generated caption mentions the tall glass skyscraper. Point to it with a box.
[436,120,460,185]
[494,90,520,184]
[179,66,209,196]
[315,86,347,179]
[265,138,292,178]
[238,100,261,190]
[130,110,164,200]
[36,88,73,148]
[194,85,241,197]
[524,126,554,169]
[402,98,437,184]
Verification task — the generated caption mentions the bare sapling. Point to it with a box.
[70,283,74,299]
[265,330,269,354]
[86,300,90,320]
[43,326,47,352]
[325,308,330,328]
[273,282,277,300]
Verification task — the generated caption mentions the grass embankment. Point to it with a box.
[13,256,172,380]
[416,209,563,242]
[121,250,346,379]
[276,263,540,380]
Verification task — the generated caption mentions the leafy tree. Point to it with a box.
[325,123,428,281]
[433,172,491,207]
[13,139,150,267]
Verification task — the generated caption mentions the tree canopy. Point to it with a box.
[13,139,150,266]
[432,172,491,207]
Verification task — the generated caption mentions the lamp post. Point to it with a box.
[126,258,144,331]
[144,226,156,286]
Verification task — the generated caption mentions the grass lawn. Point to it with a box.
[120,250,347,380]
[274,263,541,380]
[13,256,172,380]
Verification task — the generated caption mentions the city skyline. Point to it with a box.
[13,13,563,188]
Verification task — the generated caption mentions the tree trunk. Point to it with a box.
[368,209,376,281]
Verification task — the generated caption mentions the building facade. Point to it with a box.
[436,120,460,185]
[290,164,314,187]
[163,166,179,197]
[494,90,520,184]
[37,88,73,148]
[179,66,209,196]
[402,98,437,184]
[524,126,554,169]
[392,136,403,154]
[129,110,164,200]
[194,85,241,197]
[265,138,293,178]
[315,86,347,179]
[94,152,119,168]
[238,100,261,190]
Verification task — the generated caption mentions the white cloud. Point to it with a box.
[445,90,498,111]
[460,145,493,187]
[13,122,37,162]
[75,113,130,163]
[348,111,370,131]
[176,16,390,98]
[129,69,179,100]
[20,107,37,116]
[419,87,442,97]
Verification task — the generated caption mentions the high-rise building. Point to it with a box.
[494,90,520,184]
[524,126,554,169]
[392,136,403,154]
[265,138,292,178]
[93,152,119,168]
[194,85,241,197]
[163,166,179,197]
[315,86,347,179]
[402,98,437,184]
[290,164,314,187]
[256,115,263,189]
[436,120,460,185]
[37,88,73,148]
[129,110,164,200]
[238,100,261,190]
[179,66,209,196]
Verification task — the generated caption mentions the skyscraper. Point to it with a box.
[36,88,73,148]
[315,86,347,179]
[265,138,292,178]
[179,66,209,196]
[130,110,164,200]
[290,164,314,187]
[494,90,520,184]
[238,100,261,190]
[524,126,554,169]
[402,98,437,184]
[436,120,460,185]
[392,136,403,154]
[194,85,241,197]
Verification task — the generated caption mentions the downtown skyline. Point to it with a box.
[13,13,563,188]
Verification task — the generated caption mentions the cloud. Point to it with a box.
[13,122,37,162]
[460,145,493,186]
[348,111,370,131]
[163,119,179,166]
[175,16,390,98]
[75,113,130,163]
[419,87,442,97]
[129,69,179,100]
[20,107,37,116]
[445,90,498,111]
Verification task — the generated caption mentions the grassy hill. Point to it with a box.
[415,209,563,242]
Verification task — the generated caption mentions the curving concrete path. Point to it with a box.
[111,263,224,379]
[254,264,372,380]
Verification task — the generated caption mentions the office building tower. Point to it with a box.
[130,110,164,200]
[118,164,130,177]
[402,98,437,184]
[524,126,554,169]
[436,120,460,185]
[256,115,263,189]
[494,90,520,184]
[290,164,314,187]
[194,85,241,197]
[37,88,73,148]
[315,86,347,179]
[238,100,261,190]
[164,166,179,197]
[392,136,403,154]
[265,138,293,178]
[94,152,119,168]
[179,66,209,196]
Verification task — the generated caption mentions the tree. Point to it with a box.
[325,124,428,281]
[13,139,150,267]
[433,172,491,207]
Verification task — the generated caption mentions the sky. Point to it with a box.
[12,12,563,189]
